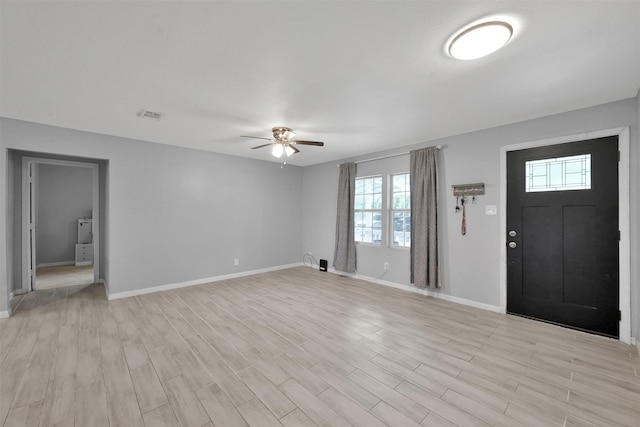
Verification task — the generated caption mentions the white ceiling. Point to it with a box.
[1,1,639,166]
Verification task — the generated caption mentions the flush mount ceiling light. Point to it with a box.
[448,21,513,60]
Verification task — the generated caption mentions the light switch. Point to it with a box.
[485,205,497,215]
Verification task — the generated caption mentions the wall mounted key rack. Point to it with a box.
[452,183,485,235]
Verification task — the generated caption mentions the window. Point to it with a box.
[391,173,411,247]
[525,154,591,192]
[354,176,382,244]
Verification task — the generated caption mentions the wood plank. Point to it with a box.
[162,375,210,427]
[279,379,349,427]
[346,370,429,423]
[196,383,248,427]
[237,366,295,419]
[75,380,109,427]
[130,363,169,414]
[141,404,180,427]
[236,398,284,427]
[107,393,144,427]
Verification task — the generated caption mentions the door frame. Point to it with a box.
[499,127,630,344]
[21,157,100,293]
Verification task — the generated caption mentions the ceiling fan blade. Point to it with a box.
[251,143,274,149]
[241,135,273,141]
[289,145,300,154]
[293,140,324,146]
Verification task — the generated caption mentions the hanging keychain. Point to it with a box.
[461,196,467,235]
[455,196,461,213]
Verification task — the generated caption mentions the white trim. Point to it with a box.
[36,261,75,268]
[499,127,631,344]
[107,263,303,300]
[0,310,9,319]
[21,157,31,294]
[21,157,101,294]
[323,266,501,313]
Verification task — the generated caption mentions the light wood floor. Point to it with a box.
[1,267,638,426]
[35,265,94,290]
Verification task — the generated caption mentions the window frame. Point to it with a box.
[390,172,411,248]
[354,175,383,245]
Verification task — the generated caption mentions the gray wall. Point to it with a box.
[1,118,303,311]
[302,97,639,338]
[36,164,93,266]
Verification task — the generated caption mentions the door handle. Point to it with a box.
[508,242,517,249]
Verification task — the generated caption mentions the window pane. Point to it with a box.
[393,194,404,209]
[392,211,410,247]
[363,194,373,210]
[525,154,591,192]
[391,174,411,247]
[393,212,404,231]
[362,211,372,227]
[354,176,383,245]
[364,178,373,193]
[373,177,382,193]
[373,195,383,210]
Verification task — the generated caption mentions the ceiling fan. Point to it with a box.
[241,127,324,164]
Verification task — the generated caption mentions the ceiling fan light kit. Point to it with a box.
[271,144,284,157]
[241,126,325,167]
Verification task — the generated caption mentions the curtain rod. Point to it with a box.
[349,144,444,166]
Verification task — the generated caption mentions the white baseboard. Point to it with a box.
[631,336,639,354]
[0,310,9,319]
[326,267,501,313]
[107,263,303,300]
[36,260,75,268]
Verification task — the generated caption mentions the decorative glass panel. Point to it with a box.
[525,154,591,192]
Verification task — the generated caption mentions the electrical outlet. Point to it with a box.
[384,262,389,270]
[234,258,239,266]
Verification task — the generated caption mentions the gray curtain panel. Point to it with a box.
[410,147,440,288]
[333,162,357,273]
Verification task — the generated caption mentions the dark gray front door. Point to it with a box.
[507,136,619,337]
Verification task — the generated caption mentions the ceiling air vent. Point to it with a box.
[137,109,164,121]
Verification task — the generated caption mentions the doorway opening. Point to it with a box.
[20,157,100,294]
